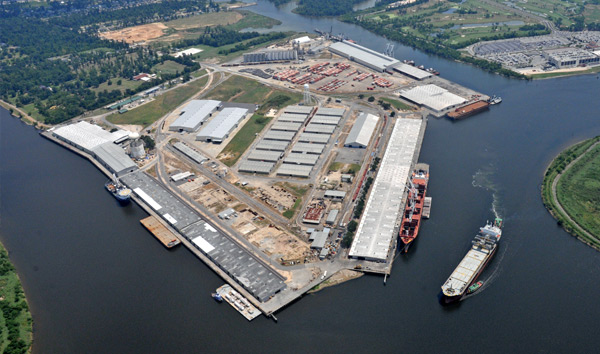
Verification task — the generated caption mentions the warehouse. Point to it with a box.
[277,113,309,123]
[310,115,341,125]
[284,105,313,115]
[284,153,319,166]
[546,48,600,68]
[276,164,313,178]
[299,132,330,144]
[345,113,379,148]
[310,229,329,250]
[400,85,466,113]
[243,49,298,63]
[196,108,248,143]
[255,140,289,151]
[305,123,336,135]
[291,142,325,154]
[238,161,275,174]
[324,190,346,200]
[392,63,433,80]
[91,142,138,176]
[247,150,283,162]
[170,100,221,132]
[315,107,345,117]
[173,142,209,164]
[264,130,296,141]
[271,121,302,132]
[328,40,399,72]
[326,209,339,225]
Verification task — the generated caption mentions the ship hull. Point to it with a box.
[105,181,131,204]
[399,164,429,253]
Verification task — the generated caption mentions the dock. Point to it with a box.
[140,216,181,248]
[423,197,432,219]
[216,284,261,321]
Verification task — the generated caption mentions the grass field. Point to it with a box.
[542,136,600,249]
[91,77,142,94]
[0,242,32,353]
[556,143,600,240]
[218,114,272,166]
[107,70,208,127]
[152,60,187,76]
[277,183,308,219]
[163,12,243,30]
[527,66,600,79]
[380,97,415,111]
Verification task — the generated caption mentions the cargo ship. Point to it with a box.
[447,100,490,120]
[105,176,132,203]
[399,163,429,252]
[440,218,503,304]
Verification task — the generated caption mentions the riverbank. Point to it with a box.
[541,136,600,250]
[0,241,33,353]
[308,269,363,293]
[0,100,49,129]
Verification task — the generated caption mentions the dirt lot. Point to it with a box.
[99,23,167,43]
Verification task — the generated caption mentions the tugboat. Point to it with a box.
[105,174,132,204]
[489,95,502,105]
[211,292,223,302]
[467,281,483,294]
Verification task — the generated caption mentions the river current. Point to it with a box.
[2,1,600,352]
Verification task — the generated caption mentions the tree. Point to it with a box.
[367,96,375,102]
[347,220,358,233]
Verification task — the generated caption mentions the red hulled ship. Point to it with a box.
[400,163,429,252]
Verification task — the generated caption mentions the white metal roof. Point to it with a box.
[91,142,137,174]
[293,36,311,44]
[283,153,319,165]
[329,41,399,71]
[271,121,302,132]
[255,140,289,151]
[298,132,329,144]
[170,100,221,131]
[291,142,325,154]
[310,231,328,249]
[133,187,162,210]
[349,118,423,262]
[324,190,346,198]
[392,62,433,80]
[284,105,313,114]
[345,113,379,148]
[400,85,466,112]
[305,123,335,134]
[276,164,313,177]
[174,48,203,58]
[53,121,129,151]
[196,107,248,141]
[247,150,283,162]
[173,142,208,164]
[277,113,308,123]
[238,161,275,174]
[316,107,345,117]
[310,115,341,125]
[264,130,296,141]
[326,209,339,223]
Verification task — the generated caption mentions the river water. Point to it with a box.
[2,1,600,352]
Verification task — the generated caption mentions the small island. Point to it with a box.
[542,136,600,250]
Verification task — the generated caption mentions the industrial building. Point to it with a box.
[173,142,209,164]
[52,121,137,176]
[305,123,336,135]
[170,100,221,132]
[196,107,248,143]
[349,118,423,262]
[328,40,400,72]
[345,113,379,148]
[284,105,313,115]
[291,142,325,154]
[326,209,339,225]
[392,63,433,80]
[276,164,313,178]
[238,161,275,174]
[310,115,341,125]
[255,140,289,151]
[310,229,330,250]
[277,113,309,123]
[247,150,283,163]
[243,49,298,63]
[271,121,302,132]
[298,132,330,144]
[264,130,296,141]
[400,85,466,113]
[324,190,346,200]
[546,48,600,68]
[315,107,345,117]
[283,153,319,166]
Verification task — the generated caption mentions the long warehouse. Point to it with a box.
[345,113,379,148]
[349,118,423,262]
[170,100,221,132]
[328,40,400,72]
[196,107,248,143]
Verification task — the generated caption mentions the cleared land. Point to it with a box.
[108,70,208,126]
[380,97,415,111]
[218,114,272,167]
[542,136,600,249]
[164,12,243,30]
[0,242,32,353]
[99,23,168,43]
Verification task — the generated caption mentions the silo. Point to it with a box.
[130,139,146,159]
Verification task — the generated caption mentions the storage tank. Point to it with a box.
[130,138,146,159]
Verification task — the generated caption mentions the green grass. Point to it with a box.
[218,114,272,166]
[329,162,343,172]
[527,66,600,79]
[283,198,302,219]
[207,75,302,108]
[380,97,415,111]
[152,60,187,76]
[277,183,308,219]
[227,10,282,31]
[107,70,208,127]
[0,242,32,353]
[542,136,600,249]
[193,32,296,63]
[91,77,142,94]
[163,11,243,30]
[556,143,600,241]
[345,163,361,175]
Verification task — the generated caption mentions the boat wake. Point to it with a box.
[472,163,504,219]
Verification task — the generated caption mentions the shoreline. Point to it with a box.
[0,99,50,129]
[308,269,364,294]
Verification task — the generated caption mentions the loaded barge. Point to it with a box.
[399,163,429,252]
[440,218,503,304]
[447,100,490,120]
[140,216,181,248]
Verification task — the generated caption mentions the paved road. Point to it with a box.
[479,0,557,32]
[550,141,600,245]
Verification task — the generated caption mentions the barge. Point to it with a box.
[140,216,181,248]
[447,100,490,120]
